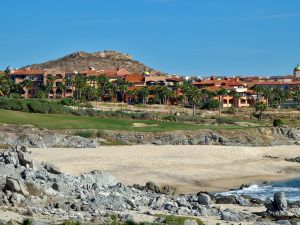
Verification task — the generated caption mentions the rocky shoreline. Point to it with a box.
[0,145,300,225]
[0,126,300,148]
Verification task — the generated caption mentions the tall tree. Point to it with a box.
[74,74,86,100]
[97,76,111,101]
[138,86,149,105]
[46,74,55,99]
[217,88,227,116]
[20,79,33,98]
[254,101,267,121]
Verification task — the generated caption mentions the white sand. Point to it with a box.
[30,145,300,193]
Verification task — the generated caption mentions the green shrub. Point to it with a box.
[163,114,177,122]
[22,219,33,225]
[36,90,46,99]
[59,98,78,106]
[273,119,284,127]
[216,117,236,125]
[202,99,219,109]
[27,100,50,113]
[74,130,95,138]
[9,93,21,99]
[0,97,72,115]
[158,215,204,225]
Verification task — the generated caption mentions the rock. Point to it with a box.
[6,177,29,196]
[81,170,118,187]
[17,151,32,167]
[197,193,211,206]
[9,193,25,206]
[183,219,198,225]
[275,220,291,225]
[274,192,288,211]
[221,211,241,222]
[145,181,160,193]
[236,195,250,206]
[285,156,300,163]
[43,163,62,174]
[215,195,237,204]
[142,181,176,195]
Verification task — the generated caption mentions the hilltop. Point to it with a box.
[26,50,165,74]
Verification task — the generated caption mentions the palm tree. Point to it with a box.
[138,86,149,105]
[115,78,131,103]
[127,90,137,103]
[46,74,55,99]
[74,74,86,100]
[182,83,201,116]
[57,83,67,98]
[20,79,33,98]
[217,88,227,116]
[254,101,267,121]
[160,86,172,105]
[0,75,13,97]
[97,76,111,101]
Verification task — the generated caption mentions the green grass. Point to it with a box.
[0,109,262,132]
[157,215,205,225]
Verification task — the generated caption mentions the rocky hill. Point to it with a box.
[26,50,165,74]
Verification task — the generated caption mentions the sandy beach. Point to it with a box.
[30,145,300,193]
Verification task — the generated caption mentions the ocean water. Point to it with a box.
[218,178,300,202]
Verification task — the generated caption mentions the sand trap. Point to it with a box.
[30,145,300,193]
[132,123,159,127]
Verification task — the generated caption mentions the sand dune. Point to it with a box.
[30,145,300,193]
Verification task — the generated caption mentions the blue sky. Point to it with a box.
[0,0,299,76]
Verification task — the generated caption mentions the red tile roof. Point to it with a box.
[125,73,144,83]
[9,68,44,75]
[253,81,300,85]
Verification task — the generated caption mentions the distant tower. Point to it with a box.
[294,64,300,80]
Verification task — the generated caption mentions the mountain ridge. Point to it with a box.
[26,50,165,75]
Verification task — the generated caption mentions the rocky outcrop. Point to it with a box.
[0,145,298,224]
[106,126,300,146]
[27,50,164,75]
[0,130,99,148]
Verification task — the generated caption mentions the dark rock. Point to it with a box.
[275,220,291,225]
[43,163,62,175]
[215,195,237,204]
[197,193,211,206]
[6,177,29,196]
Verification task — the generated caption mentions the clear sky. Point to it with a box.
[0,0,299,76]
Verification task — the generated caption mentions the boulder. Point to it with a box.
[215,195,237,204]
[275,220,291,225]
[197,193,211,206]
[17,151,32,167]
[221,211,241,222]
[43,163,62,175]
[274,192,288,211]
[6,177,29,196]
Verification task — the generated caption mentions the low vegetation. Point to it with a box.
[0,109,261,132]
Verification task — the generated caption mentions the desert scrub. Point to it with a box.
[74,130,96,138]
[157,215,205,225]
[0,97,73,114]
[273,119,284,127]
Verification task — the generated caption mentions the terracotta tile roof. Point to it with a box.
[125,73,145,83]
[204,86,233,92]
[9,68,44,75]
[166,77,183,82]
[117,69,131,76]
[253,81,300,85]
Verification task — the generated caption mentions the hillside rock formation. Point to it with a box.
[26,50,164,74]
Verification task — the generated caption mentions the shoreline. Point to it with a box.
[30,145,300,194]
